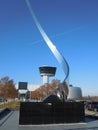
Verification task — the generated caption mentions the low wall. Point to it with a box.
[19,102,85,125]
[0,108,11,120]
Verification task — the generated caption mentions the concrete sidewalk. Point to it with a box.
[0,111,98,130]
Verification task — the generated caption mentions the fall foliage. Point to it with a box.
[0,76,18,99]
[31,79,60,100]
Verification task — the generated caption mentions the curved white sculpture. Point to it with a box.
[26,0,69,100]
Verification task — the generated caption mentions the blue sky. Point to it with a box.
[0,0,98,96]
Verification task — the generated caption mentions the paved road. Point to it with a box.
[0,111,98,130]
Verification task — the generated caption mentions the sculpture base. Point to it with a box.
[19,102,85,125]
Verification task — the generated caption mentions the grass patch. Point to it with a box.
[0,101,20,110]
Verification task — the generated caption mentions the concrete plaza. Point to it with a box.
[0,111,98,130]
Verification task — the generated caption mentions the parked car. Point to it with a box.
[86,101,98,112]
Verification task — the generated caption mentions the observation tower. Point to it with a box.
[39,66,56,84]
